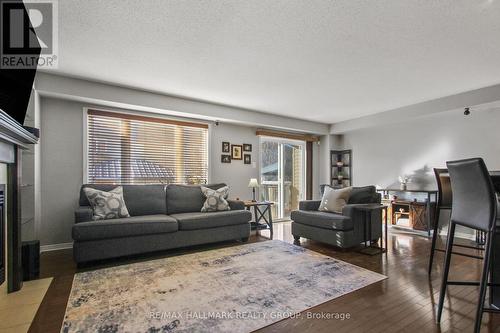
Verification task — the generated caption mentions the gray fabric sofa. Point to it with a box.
[291,186,382,249]
[73,183,251,263]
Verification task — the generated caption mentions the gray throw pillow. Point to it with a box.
[200,186,231,212]
[83,186,131,220]
[318,186,353,213]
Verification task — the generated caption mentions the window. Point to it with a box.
[86,109,208,185]
[260,137,305,220]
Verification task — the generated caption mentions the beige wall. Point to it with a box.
[340,108,500,237]
[39,97,321,246]
[210,123,260,200]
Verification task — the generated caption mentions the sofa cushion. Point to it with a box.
[80,185,167,216]
[290,210,353,231]
[171,210,251,230]
[166,183,227,214]
[72,214,178,241]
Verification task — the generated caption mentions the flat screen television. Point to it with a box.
[0,0,41,126]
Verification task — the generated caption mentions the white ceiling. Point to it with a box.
[50,0,500,124]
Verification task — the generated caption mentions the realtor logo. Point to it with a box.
[1,0,58,69]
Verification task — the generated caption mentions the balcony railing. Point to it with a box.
[261,181,300,220]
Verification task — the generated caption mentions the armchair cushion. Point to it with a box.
[299,200,321,211]
[290,210,353,231]
[342,203,380,217]
[348,186,380,204]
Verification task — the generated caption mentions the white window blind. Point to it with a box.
[86,110,208,185]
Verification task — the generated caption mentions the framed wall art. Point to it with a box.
[231,144,243,160]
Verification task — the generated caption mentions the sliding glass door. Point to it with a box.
[260,137,305,220]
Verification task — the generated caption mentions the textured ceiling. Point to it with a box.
[51,0,500,123]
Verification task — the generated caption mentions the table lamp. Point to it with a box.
[248,178,259,202]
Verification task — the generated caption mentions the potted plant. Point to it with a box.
[398,175,410,190]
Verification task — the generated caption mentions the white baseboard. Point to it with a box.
[40,242,73,252]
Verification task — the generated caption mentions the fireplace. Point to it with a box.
[0,110,38,293]
[0,185,4,285]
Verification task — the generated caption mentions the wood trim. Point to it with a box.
[306,141,313,200]
[87,109,209,129]
[256,129,319,142]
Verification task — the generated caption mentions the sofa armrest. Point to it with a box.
[342,204,379,218]
[75,206,94,223]
[299,200,321,211]
[342,204,383,243]
[228,200,245,211]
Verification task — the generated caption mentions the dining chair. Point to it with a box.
[428,168,485,274]
[436,158,500,333]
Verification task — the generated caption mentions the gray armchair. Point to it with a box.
[291,186,382,249]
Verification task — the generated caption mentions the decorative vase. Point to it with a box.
[336,161,344,167]
[400,183,407,190]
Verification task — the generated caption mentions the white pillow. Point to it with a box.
[318,186,353,213]
[200,186,231,212]
[83,186,131,220]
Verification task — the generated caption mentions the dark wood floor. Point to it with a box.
[29,223,500,333]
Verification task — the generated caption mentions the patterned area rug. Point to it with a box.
[62,240,386,333]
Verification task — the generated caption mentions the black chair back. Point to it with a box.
[434,168,452,209]
[447,158,497,232]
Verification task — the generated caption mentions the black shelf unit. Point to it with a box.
[331,149,352,188]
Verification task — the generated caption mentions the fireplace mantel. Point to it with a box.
[0,111,38,148]
[0,110,38,293]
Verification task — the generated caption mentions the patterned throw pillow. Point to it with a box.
[83,186,131,220]
[200,186,231,212]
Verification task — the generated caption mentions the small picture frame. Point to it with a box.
[231,144,243,160]
[244,154,251,164]
[222,142,230,153]
[221,155,231,163]
[243,144,252,152]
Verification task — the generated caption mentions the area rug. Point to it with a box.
[61,240,386,333]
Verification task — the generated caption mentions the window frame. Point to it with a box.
[83,107,211,185]
[258,135,306,220]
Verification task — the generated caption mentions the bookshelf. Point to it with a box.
[330,149,352,188]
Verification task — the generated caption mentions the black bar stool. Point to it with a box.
[436,158,500,333]
[428,168,485,274]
